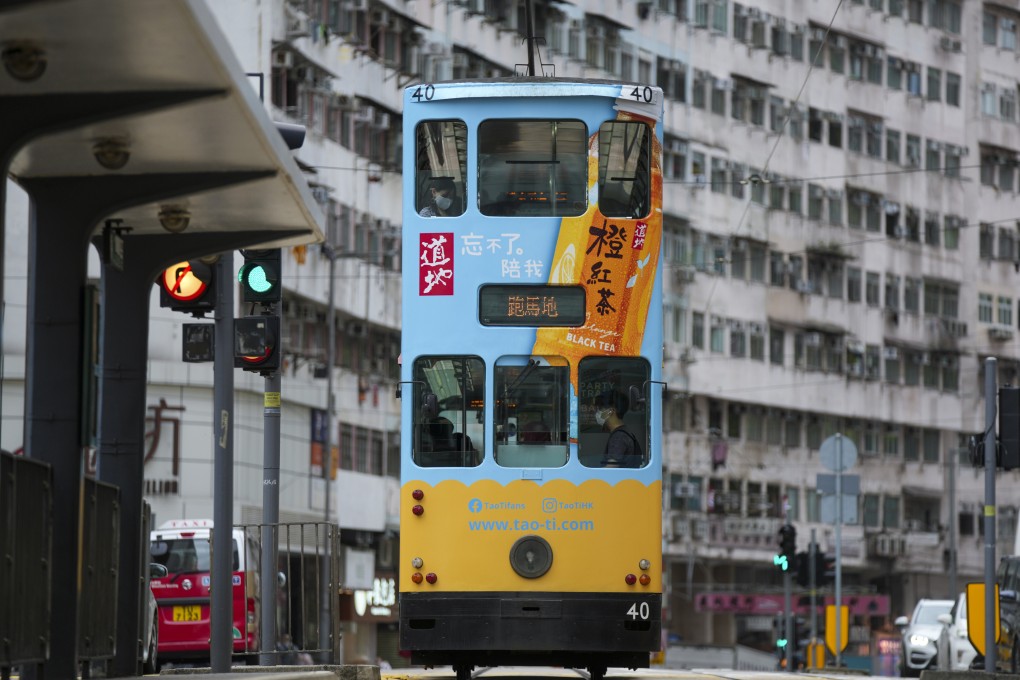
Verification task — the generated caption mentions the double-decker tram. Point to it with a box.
[398,76,664,680]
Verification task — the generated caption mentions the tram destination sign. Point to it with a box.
[479,284,585,327]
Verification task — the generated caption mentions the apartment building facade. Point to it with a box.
[5,0,1020,665]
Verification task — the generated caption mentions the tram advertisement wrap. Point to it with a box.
[533,104,663,389]
[399,478,662,593]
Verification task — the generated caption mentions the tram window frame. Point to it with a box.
[477,119,588,217]
[493,355,570,468]
[598,120,652,219]
[578,356,651,468]
[411,355,484,468]
[415,120,468,218]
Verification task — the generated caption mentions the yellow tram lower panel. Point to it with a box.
[399,478,662,593]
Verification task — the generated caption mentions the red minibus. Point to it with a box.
[149,519,260,665]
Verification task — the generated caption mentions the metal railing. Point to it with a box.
[0,452,53,674]
[235,521,342,664]
[78,478,120,666]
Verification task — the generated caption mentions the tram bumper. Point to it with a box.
[400,591,661,668]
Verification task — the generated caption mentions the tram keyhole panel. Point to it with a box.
[509,534,553,578]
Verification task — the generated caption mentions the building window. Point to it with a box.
[946,72,960,106]
[944,215,960,249]
[999,296,1014,326]
[924,212,940,246]
[692,311,705,348]
[927,67,941,102]
[769,327,785,366]
[980,223,995,259]
[866,271,880,307]
[904,277,921,313]
[710,316,725,352]
[984,11,998,45]
[978,293,993,323]
[886,129,900,164]
[887,57,902,90]
[847,266,862,302]
[883,496,900,529]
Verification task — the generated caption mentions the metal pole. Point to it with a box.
[809,530,818,666]
[984,357,997,673]
[325,249,335,521]
[835,433,843,669]
[948,448,957,600]
[210,254,235,672]
[783,496,792,672]
[321,248,337,660]
[260,370,282,665]
[784,570,793,672]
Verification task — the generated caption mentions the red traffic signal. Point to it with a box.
[233,315,280,374]
[159,260,216,316]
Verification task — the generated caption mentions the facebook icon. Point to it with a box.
[468,498,483,513]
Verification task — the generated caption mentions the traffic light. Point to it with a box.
[238,249,281,303]
[818,552,835,585]
[795,548,833,587]
[774,524,797,572]
[999,386,1020,469]
[795,551,809,587]
[774,613,789,650]
[159,259,216,316]
[234,315,280,373]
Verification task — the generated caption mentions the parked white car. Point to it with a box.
[895,598,954,676]
[937,592,978,671]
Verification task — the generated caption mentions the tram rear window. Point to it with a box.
[411,356,484,468]
[598,121,652,219]
[478,120,587,217]
[415,120,468,217]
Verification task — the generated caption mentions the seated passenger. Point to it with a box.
[422,417,476,466]
[594,389,643,468]
[519,418,551,443]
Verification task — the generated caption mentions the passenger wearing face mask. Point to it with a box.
[594,389,642,468]
[419,177,459,217]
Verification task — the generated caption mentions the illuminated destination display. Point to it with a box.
[479,285,585,327]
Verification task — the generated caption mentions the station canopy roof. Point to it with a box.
[1,0,324,249]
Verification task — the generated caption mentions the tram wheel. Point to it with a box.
[454,664,472,680]
[589,665,607,680]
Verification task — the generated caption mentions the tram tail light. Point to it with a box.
[639,574,651,586]
[411,573,423,584]
[425,572,438,584]
[412,489,424,500]
[625,574,637,585]
[412,504,424,516]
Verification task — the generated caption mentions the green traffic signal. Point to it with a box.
[773,553,789,571]
[239,263,273,293]
[238,249,281,302]
[776,637,788,649]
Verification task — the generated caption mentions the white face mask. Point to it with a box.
[595,409,610,427]
[434,194,453,211]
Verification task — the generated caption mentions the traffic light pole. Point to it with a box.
[784,570,793,672]
[984,356,997,674]
[260,367,282,665]
[210,254,235,672]
[809,531,818,665]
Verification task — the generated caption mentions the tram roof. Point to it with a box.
[2,0,324,249]
[408,77,662,94]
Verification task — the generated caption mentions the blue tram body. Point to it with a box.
[399,78,665,680]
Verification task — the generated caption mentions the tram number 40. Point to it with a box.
[411,84,435,102]
[626,602,651,620]
[628,86,654,103]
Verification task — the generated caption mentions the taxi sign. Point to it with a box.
[966,582,1000,656]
